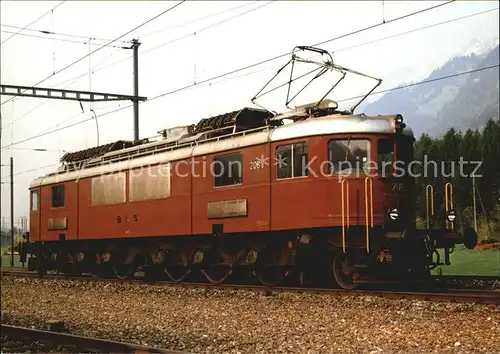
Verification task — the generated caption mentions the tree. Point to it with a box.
[480,119,500,210]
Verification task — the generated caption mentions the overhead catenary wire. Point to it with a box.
[0,163,59,180]
[0,1,66,45]
[0,0,186,107]
[31,1,494,112]
[0,30,130,48]
[313,0,455,47]
[0,23,131,44]
[336,64,500,104]
[0,0,469,150]
[2,64,497,151]
[78,0,276,74]
[1,104,132,149]
[139,1,260,38]
[332,7,499,54]
[1,49,125,130]
[144,0,457,104]
[7,147,67,152]
[140,1,275,56]
[13,0,461,115]
[0,0,274,131]
[31,102,127,136]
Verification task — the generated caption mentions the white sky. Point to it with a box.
[0,0,499,226]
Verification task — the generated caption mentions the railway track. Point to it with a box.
[2,270,499,305]
[0,324,184,353]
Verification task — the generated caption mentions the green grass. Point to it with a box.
[432,245,500,276]
[0,248,24,268]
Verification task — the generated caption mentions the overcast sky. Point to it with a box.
[1,0,499,226]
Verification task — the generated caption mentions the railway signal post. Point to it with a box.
[10,157,13,267]
[1,157,14,267]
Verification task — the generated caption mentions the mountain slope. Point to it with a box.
[362,45,499,137]
[435,46,499,133]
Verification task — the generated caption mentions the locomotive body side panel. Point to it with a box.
[78,172,128,240]
[124,160,192,238]
[40,181,78,241]
[323,134,385,228]
[270,136,323,231]
[191,144,271,235]
[269,134,387,231]
[76,160,192,239]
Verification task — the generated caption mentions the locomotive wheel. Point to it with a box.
[201,265,232,284]
[163,249,190,282]
[113,264,135,280]
[332,258,358,290]
[164,266,190,283]
[254,267,286,287]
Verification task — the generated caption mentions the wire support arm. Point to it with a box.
[0,84,147,102]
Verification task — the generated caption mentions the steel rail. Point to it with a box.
[432,274,500,282]
[2,270,499,305]
[0,324,186,353]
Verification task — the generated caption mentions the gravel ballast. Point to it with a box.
[1,276,499,353]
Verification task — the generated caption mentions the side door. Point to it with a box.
[29,188,40,241]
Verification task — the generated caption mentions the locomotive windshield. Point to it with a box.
[376,135,414,177]
[328,139,370,174]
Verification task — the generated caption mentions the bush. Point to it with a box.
[461,206,500,242]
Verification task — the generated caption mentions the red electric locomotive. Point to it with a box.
[22,47,477,288]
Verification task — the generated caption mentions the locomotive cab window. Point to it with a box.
[377,138,394,175]
[276,142,308,179]
[328,139,370,174]
[31,190,39,211]
[51,185,65,208]
[214,153,243,187]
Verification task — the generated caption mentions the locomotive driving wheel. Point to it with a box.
[201,265,232,284]
[112,255,135,280]
[113,264,135,280]
[254,267,287,287]
[332,257,358,290]
[163,250,190,283]
[164,266,190,282]
[201,248,243,284]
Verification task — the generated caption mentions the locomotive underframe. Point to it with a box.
[22,225,455,288]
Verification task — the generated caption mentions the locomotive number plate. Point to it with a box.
[391,183,404,192]
[207,199,247,219]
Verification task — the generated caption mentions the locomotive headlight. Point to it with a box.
[446,210,456,222]
[394,115,406,132]
[389,208,399,220]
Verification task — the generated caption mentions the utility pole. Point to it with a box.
[1,108,3,239]
[10,156,14,267]
[472,175,478,231]
[132,39,141,142]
